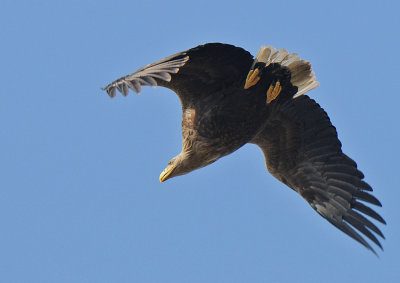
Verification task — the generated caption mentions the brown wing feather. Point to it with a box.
[103,43,253,107]
[251,95,385,254]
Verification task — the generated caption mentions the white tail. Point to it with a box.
[254,46,319,97]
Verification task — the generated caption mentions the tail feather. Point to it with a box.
[254,46,319,97]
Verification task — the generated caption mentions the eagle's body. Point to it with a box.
[104,43,385,254]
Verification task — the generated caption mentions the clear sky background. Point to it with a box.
[1,0,399,282]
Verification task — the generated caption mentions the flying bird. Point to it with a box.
[103,43,385,254]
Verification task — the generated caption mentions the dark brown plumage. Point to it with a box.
[103,43,385,254]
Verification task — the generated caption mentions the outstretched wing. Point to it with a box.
[252,95,385,254]
[103,52,189,98]
[103,43,253,106]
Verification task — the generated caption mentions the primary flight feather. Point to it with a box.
[104,43,385,254]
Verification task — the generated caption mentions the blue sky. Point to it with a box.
[1,0,400,282]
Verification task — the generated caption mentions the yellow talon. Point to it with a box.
[266,81,282,104]
[244,69,261,89]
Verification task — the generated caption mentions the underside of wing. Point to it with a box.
[252,95,385,254]
[103,52,189,98]
[103,43,253,106]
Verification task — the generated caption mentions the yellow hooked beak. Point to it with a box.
[159,164,176,183]
[244,68,261,89]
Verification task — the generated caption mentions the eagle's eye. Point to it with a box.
[168,158,175,166]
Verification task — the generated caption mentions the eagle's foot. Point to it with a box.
[244,69,261,89]
[266,81,282,104]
